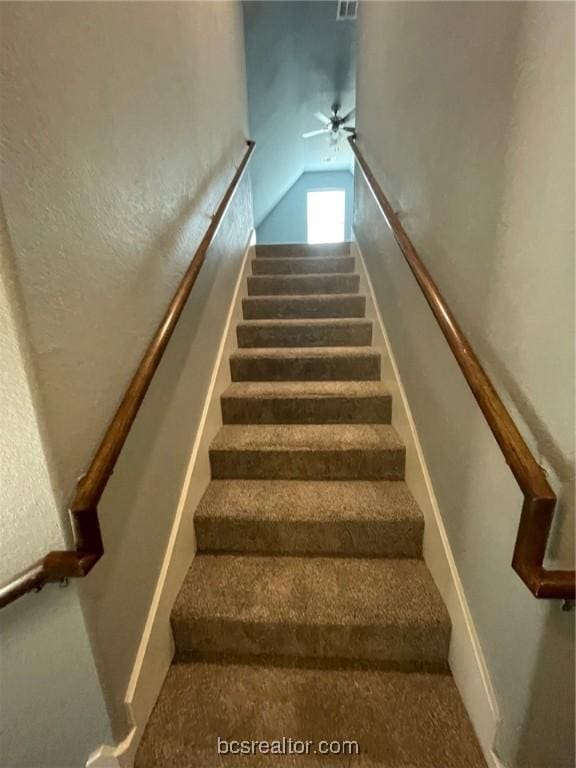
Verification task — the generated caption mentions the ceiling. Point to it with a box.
[243,1,357,225]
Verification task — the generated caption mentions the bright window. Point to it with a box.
[306,189,345,244]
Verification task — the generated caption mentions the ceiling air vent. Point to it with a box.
[337,0,358,21]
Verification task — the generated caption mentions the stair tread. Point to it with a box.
[238,318,370,328]
[222,381,390,400]
[242,293,366,320]
[243,292,363,301]
[222,381,390,425]
[255,242,351,258]
[249,272,357,279]
[210,423,402,452]
[196,480,422,557]
[252,256,355,274]
[237,318,373,349]
[173,555,448,628]
[248,274,358,287]
[247,274,360,296]
[196,479,421,523]
[136,661,485,768]
[230,346,380,360]
[254,256,352,264]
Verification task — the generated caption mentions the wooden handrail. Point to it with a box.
[349,135,574,602]
[0,140,256,610]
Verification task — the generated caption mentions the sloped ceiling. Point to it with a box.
[243,1,357,226]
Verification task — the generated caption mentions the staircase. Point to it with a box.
[136,243,484,767]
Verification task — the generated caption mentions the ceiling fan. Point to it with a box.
[302,104,355,144]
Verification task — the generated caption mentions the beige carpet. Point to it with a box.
[135,242,486,767]
[136,660,485,767]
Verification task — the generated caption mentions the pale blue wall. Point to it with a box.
[257,170,354,244]
[243,1,356,226]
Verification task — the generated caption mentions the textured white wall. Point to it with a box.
[353,3,574,767]
[0,204,112,766]
[0,0,252,759]
[1,1,249,511]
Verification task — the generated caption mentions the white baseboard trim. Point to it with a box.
[86,729,135,768]
[86,230,255,768]
[352,235,501,768]
[489,752,508,768]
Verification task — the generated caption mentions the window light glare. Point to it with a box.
[306,190,345,244]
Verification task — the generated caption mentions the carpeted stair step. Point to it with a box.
[171,555,450,665]
[135,661,485,768]
[251,255,355,275]
[247,273,360,296]
[236,318,372,347]
[208,424,405,480]
[221,381,391,424]
[195,479,423,557]
[242,293,366,320]
[229,347,381,382]
[255,242,351,259]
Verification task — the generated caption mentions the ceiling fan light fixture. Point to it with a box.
[302,104,355,146]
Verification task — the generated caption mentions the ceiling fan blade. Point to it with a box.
[302,128,330,138]
[341,108,356,124]
[314,112,332,126]
[343,126,356,133]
